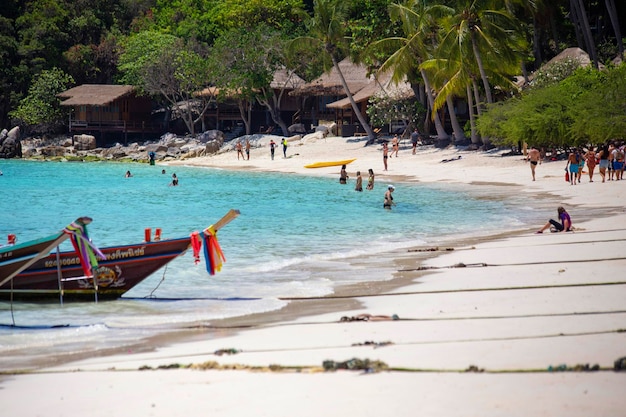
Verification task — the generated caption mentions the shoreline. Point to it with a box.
[2,134,625,416]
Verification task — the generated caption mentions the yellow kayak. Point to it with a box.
[304,158,356,169]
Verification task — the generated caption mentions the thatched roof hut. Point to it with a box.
[291,58,371,96]
[58,85,136,106]
[270,68,306,90]
[545,47,593,67]
[326,71,413,109]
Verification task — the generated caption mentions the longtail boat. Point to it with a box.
[0,210,240,302]
[0,217,93,288]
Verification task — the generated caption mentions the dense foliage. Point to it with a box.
[0,0,624,145]
[477,65,626,148]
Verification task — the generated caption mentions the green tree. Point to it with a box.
[118,31,211,135]
[440,0,527,105]
[290,0,376,141]
[9,67,74,134]
[371,1,453,141]
[477,65,626,148]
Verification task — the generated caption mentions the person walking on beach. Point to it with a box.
[411,128,419,155]
[366,168,375,190]
[607,143,616,180]
[613,145,624,180]
[236,141,244,160]
[598,144,610,182]
[536,206,572,233]
[355,171,363,191]
[245,138,251,160]
[384,185,395,210]
[526,146,541,181]
[565,150,578,185]
[339,164,349,184]
[584,148,597,182]
[391,135,399,157]
[575,148,584,183]
[382,142,389,171]
[269,139,276,160]
[282,138,288,158]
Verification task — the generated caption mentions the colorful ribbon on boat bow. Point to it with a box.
[201,226,226,275]
[63,220,106,278]
[190,231,202,265]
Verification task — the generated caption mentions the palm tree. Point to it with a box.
[371,0,454,141]
[569,0,598,68]
[605,0,624,60]
[442,0,527,105]
[289,0,375,141]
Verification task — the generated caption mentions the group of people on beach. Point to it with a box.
[528,142,625,184]
[236,138,290,161]
[338,166,395,209]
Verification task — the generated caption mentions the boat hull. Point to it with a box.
[304,158,356,168]
[0,237,191,302]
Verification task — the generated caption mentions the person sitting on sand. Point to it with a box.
[536,206,572,233]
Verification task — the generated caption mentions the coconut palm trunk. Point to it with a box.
[330,55,375,141]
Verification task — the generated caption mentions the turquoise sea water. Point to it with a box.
[0,158,539,369]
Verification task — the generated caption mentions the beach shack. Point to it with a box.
[290,58,371,136]
[58,84,163,144]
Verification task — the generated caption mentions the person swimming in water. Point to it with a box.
[384,185,395,209]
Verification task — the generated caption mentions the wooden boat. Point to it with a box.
[304,158,356,169]
[0,210,239,302]
[0,217,92,287]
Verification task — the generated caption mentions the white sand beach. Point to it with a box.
[2,133,625,416]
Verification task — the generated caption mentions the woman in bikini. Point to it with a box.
[384,185,395,209]
[584,148,597,182]
[366,168,375,190]
[339,164,348,184]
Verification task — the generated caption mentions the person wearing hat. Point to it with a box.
[384,185,396,209]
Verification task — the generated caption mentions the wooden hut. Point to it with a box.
[290,58,372,134]
[58,84,163,144]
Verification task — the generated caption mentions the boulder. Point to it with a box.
[7,126,20,141]
[0,126,22,158]
[40,146,67,157]
[73,134,96,150]
[198,130,225,144]
[145,144,169,153]
[288,123,306,134]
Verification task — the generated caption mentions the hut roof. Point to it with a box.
[196,68,305,98]
[545,47,592,67]
[291,58,371,96]
[270,68,306,89]
[326,71,413,109]
[58,84,136,106]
